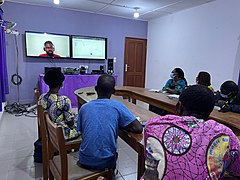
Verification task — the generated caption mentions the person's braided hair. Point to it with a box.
[179,85,214,119]
[44,69,65,89]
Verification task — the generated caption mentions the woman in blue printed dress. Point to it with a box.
[38,69,80,140]
[162,67,187,94]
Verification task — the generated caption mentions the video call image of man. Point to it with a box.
[39,41,61,58]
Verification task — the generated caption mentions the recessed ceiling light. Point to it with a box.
[53,0,60,5]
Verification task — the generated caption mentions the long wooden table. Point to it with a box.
[115,86,240,136]
[75,86,240,179]
[74,87,158,180]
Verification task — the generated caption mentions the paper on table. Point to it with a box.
[214,106,221,110]
[167,94,179,99]
[149,89,162,93]
[136,117,147,126]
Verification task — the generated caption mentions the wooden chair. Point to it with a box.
[36,92,81,180]
[36,104,49,180]
[34,88,40,103]
[34,88,49,180]
[45,112,113,180]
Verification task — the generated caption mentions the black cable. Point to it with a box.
[11,73,22,85]
[4,103,37,117]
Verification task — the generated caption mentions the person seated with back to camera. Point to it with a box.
[215,80,240,113]
[77,74,143,171]
[38,69,80,140]
[196,71,214,92]
[142,85,240,180]
[162,67,187,94]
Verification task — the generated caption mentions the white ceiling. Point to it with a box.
[6,0,216,21]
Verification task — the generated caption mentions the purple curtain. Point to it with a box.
[0,8,9,111]
[238,70,240,87]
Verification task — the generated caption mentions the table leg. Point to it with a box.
[137,146,145,180]
[132,98,136,104]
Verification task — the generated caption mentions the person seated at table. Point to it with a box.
[77,74,143,170]
[196,71,214,92]
[162,67,187,94]
[38,69,80,140]
[142,85,240,180]
[215,80,240,113]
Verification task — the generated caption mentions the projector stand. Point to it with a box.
[4,33,36,116]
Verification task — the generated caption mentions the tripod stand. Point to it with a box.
[4,31,32,116]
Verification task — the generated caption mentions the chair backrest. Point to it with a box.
[45,112,68,179]
[45,112,113,180]
[34,88,40,103]
[37,105,49,180]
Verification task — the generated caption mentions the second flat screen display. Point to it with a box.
[72,36,107,60]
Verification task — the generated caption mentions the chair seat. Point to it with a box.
[53,152,107,180]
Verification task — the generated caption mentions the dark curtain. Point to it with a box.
[0,8,9,111]
[238,70,240,87]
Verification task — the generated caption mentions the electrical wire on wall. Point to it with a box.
[3,23,36,117]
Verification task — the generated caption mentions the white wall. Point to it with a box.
[146,0,240,90]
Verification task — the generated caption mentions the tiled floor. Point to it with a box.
[0,110,138,180]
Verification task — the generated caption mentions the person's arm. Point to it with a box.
[175,79,186,94]
[162,79,171,91]
[62,97,75,126]
[76,107,84,132]
[117,101,143,134]
[123,119,143,134]
[226,104,240,113]
[166,88,179,94]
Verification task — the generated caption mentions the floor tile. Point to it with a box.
[7,168,34,180]
[0,110,139,180]
[8,155,35,171]
[123,173,137,180]
[117,158,137,176]
[29,163,43,179]
[0,159,11,179]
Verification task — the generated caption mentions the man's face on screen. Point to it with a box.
[44,43,55,57]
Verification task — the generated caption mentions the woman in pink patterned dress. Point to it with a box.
[142,85,240,180]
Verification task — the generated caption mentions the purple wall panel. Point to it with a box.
[3,2,147,104]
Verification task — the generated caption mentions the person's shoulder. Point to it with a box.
[60,95,70,99]
[178,79,186,84]
[39,53,47,57]
[147,115,182,124]
[53,54,61,58]
[205,119,235,134]
[110,99,127,108]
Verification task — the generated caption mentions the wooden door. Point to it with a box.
[124,37,147,87]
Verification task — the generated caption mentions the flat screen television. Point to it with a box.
[25,31,70,58]
[71,35,107,60]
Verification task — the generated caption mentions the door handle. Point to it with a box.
[125,64,130,72]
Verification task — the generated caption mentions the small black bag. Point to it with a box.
[33,139,42,163]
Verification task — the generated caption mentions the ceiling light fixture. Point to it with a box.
[133,7,140,18]
[53,0,60,5]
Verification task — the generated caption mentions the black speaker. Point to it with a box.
[107,58,114,74]
[100,65,105,73]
